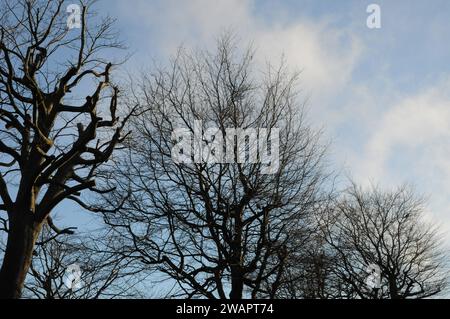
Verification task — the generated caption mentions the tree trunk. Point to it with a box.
[229,211,244,299]
[230,265,244,299]
[388,276,400,299]
[0,213,41,299]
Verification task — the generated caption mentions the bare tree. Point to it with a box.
[0,0,130,298]
[273,230,342,299]
[23,226,144,299]
[99,35,332,299]
[320,183,448,299]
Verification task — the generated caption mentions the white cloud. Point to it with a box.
[110,0,450,243]
[254,22,362,98]
[360,79,450,180]
[349,78,450,235]
[116,0,362,107]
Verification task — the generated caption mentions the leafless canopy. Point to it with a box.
[1,0,447,300]
[0,0,130,298]
[320,184,448,299]
[99,35,332,299]
[23,226,144,299]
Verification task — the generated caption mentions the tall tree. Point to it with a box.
[320,184,448,299]
[99,36,332,299]
[0,0,129,298]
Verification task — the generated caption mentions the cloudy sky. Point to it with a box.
[60,0,450,243]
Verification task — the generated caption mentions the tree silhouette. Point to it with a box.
[320,184,448,299]
[99,36,332,299]
[0,0,130,298]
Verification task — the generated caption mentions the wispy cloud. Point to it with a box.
[351,78,450,231]
[113,0,362,102]
[98,0,450,243]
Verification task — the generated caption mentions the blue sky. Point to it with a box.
[57,1,450,246]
